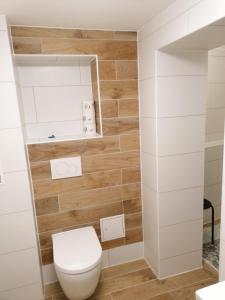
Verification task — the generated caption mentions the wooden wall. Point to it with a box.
[11,26,142,265]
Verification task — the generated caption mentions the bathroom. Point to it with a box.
[1,1,225,300]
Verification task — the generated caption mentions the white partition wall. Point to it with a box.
[0,15,43,299]
[139,0,225,279]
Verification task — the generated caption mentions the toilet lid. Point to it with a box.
[52,226,102,274]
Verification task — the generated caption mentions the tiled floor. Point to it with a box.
[44,259,218,300]
[203,239,220,269]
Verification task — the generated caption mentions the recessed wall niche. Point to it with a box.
[15,54,102,144]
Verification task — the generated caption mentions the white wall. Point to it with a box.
[17,63,93,143]
[139,0,225,279]
[0,15,43,299]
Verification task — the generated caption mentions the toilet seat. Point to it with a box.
[52,226,102,275]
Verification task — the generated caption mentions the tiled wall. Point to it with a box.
[17,62,93,143]
[11,26,141,267]
[138,0,225,279]
[203,47,225,225]
[0,16,43,299]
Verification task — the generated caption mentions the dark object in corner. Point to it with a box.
[204,198,215,245]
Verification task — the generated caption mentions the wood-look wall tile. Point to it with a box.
[41,248,53,265]
[116,61,138,80]
[118,99,139,117]
[120,134,140,151]
[59,186,122,211]
[11,26,114,39]
[102,117,139,136]
[39,229,61,249]
[99,61,116,80]
[122,183,141,200]
[113,31,137,41]
[125,227,143,245]
[123,198,141,214]
[101,100,118,118]
[82,151,140,173]
[122,167,141,184]
[31,161,51,181]
[28,136,120,162]
[35,196,59,216]
[34,169,121,198]
[125,213,142,230]
[101,237,125,250]
[12,37,42,54]
[41,39,137,60]
[37,202,123,232]
[100,81,138,100]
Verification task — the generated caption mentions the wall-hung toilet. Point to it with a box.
[52,226,102,300]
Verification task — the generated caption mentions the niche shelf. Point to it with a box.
[14,54,102,144]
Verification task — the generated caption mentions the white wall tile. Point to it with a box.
[142,153,157,190]
[108,242,144,266]
[142,185,159,274]
[219,239,225,281]
[159,187,203,227]
[206,108,225,135]
[204,183,222,208]
[157,115,205,156]
[0,128,27,172]
[205,145,223,162]
[208,83,225,109]
[158,152,204,192]
[34,86,92,123]
[0,283,43,300]
[0,15,7,31]
[204,159,223,186]
[159,250,202,279]
[208,55,225,83]
[157,51,207,76]
[139,77,155,117]
[0,171,32,215]
[188,0,225,34]
[0,211,37,254]
[0,31,14,82]
[18,65,81,87]
[42,264,57,284]
[20,87,37,123]
[25,120,83,140]
[139,38,155,79]
[157,76,207,117]
[0,248,41,291]
[0,82,21,129]
[102,250,110,268]
[159,219,202,260]
[80,63,92,85]
[141,117,156,155]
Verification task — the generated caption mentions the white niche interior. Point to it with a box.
[15,54,102,144]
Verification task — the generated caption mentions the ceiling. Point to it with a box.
[0,0,175,31]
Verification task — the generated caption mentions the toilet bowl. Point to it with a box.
[52,226,102,300]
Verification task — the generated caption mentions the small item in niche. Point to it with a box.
[48,134,56,139]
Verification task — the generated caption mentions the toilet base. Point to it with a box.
[55,263,101,300]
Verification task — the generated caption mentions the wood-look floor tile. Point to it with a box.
[102,259,149,280]
[93,268,154,297]
[45,282,63,297]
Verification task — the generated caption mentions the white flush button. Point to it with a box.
[50,156,82,180]
[100,214,125,242]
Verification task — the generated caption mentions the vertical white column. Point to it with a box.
[156,50,207,278]
[0,15,43,299]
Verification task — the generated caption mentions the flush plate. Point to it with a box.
[100,214,125,242]
[50,156,82,180]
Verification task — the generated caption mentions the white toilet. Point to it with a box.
[52,226,102,300]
